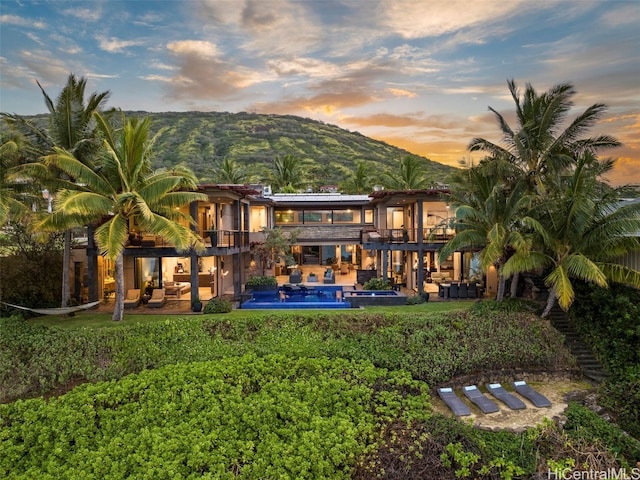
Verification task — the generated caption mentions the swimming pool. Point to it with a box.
[240,285,350,309]
[343,289,406,307]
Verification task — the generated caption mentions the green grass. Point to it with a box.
[28,301,472,330]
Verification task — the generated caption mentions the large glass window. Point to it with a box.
[275,208,365,224]
[135,257,160,289]
[303,210,331,223]
[250,206,267,232]
[275,210,296,223]
[333,209,361,223]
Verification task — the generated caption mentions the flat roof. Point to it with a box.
[268,192,371,205]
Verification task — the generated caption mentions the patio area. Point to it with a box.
[96,266,447,315]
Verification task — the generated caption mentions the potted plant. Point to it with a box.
[191,295,203,312]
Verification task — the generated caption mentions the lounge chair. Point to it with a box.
[462,385,500,413]
[147,288,166,308]
[124,289,141,309]
[289,270,302,284]
[437,387,471,416]
[323,268,335,284]
[486,383,526,410]
[513,381,551,407]
[459,282,468,298]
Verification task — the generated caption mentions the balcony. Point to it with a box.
[362,227,455,246]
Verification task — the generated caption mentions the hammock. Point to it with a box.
[1,301,101,316]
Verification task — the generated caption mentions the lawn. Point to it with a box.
[28,300,472,329]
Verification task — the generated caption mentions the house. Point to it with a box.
[72,185,487,304]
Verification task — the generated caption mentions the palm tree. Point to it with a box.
[211,157,250,184]
[504,153,640,317]
[439,166,540,301]
[39,113,207,321]
[0,137,33,225]
[270,154,306,192]
[468,79,621,195]
[339,161,371,194]
[2,74,111,307]
[381,155,430,190]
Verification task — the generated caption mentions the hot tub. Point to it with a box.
[343,290,407,308]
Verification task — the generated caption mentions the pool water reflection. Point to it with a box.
[241,284,349,309]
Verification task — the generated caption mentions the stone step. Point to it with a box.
[549,307,609,383]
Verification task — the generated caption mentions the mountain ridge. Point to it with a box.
[17,110,459,187]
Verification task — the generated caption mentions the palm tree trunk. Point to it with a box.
[510,272,520,298]
[496,264,506,301]
[61,230,71,307]
[541,286,556,318]
[112,252,125,321]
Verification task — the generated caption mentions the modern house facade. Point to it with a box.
[71,184,495,305]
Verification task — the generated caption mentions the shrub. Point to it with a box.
[599,366,640,440]
[405,294,426,305]
[0,355,431,479]
[362,278,392,290]
[570,282,640,373]
[204,297,233,314]
[245,275,277,287]
[563,402,640,467]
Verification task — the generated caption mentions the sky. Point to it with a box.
[1,0,639,185]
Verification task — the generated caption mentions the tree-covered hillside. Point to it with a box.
[20,111,457,187]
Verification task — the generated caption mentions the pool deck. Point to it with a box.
[97,267,443,314]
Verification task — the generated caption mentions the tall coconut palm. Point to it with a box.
[468,79,621,195]
[211,156,250,184]
[439,165,541,301]
[504,153,640,317]
[381,155,430,190]
[39,113,207,321]
[340,161,371,194]
[2,74,111,307]
[270,154,306,192]
[0,137,33,225]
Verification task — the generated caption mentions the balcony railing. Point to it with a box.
[203,230,250,248]
[125,230,250,249]
[363,227,455,244]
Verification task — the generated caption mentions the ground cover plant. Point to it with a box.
[0,355,431,479]
[0,308,574,403]
[2,302,638,477]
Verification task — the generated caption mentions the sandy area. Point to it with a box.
[432,379,594,431]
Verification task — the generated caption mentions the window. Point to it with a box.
[303,210,330,223]
[275,210,295,223]
[333,210,361,223]
[364,209,373,224]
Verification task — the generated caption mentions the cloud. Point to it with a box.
[194,0,324,56]
[387,88,416,98]
[18,49,75,84]
[253,88,375,116]
[0,14,46,29]
[266,57,341,78]
[166,40,219,58]
[377,0,528,39]
[97,36,146,53]
[600,3,640,27]
[163,39,267,100]
[62,7,102,22]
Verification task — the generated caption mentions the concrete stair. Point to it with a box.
[548,306,609,383]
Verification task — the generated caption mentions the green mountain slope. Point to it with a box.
[13,111,458,187]
[134,111,457,186]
